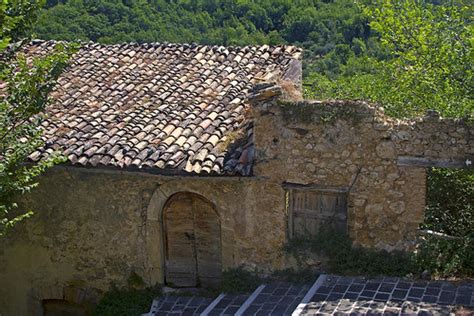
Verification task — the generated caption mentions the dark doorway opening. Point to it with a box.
[42,299,88,316]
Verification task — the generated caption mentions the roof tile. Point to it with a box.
[21,40,301,175]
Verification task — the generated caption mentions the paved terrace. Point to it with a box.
[142,274,473,315]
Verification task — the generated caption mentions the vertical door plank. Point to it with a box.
[164,194,197,287]
[305,192,317,235]
[193,196,222,287]
[292,191,306,237]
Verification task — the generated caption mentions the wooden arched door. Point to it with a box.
[163,192,221,287]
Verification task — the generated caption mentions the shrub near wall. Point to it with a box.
[93,286,162,316]
[285,227,417,277]
[417,168,474,278]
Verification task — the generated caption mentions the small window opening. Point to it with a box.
[423,167,472,238]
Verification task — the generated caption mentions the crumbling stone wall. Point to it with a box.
[251,86,473,251]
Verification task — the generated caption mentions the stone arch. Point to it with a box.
[144,181,226,286]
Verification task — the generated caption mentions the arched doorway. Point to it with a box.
[163,192,222,288]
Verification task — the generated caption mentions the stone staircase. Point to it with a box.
[142,274,473,316]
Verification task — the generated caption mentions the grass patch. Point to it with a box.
[93,285,161,316]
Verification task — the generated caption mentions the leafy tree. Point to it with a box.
[0,0,75,236]
[307,0,473,277]
[306,0,473,119]
[33,0,375,74]
[367,0,472,117]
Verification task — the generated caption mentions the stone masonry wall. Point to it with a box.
[0,167,288,315]
[251,86,473,252]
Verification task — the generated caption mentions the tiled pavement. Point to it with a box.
[143,274,473,316]
[205,293,250,315]
[241,282,310,315]
[299,275,473,315]
[146,295,214,315]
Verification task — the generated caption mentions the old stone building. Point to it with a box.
[0,41,472,315]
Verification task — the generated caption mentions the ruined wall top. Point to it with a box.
[248,82,472,250]
[250,82,473,170]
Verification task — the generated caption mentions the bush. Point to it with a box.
[424,168,473,237]
[270,267,317,284]
[220,267,262,294]
[416,236,473,278]
[93,285,161,316]
[418,168,474,277]
[221,266,318,292]
[285,227,416,277]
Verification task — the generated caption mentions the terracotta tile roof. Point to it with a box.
[24,40,302,175]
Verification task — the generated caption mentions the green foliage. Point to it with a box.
[127,270,146,289]
[0,0,45,49]
[93,285,162,316]
[34,0,377,77]
[306,0,473,118]
[416,236,473,278]
[220,267,262,294]
[424,168,473,237]
[417,168,474,277]
[286,227,417,277]
[270,268,316,285]
[0,0,76,236]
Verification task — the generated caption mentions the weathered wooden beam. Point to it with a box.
[418,229,471,241]
[282,182,349,193]
[397,156,473,169]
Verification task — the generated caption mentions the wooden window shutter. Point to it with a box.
[288,189,347,239]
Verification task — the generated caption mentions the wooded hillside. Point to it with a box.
[35,0,381,78]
